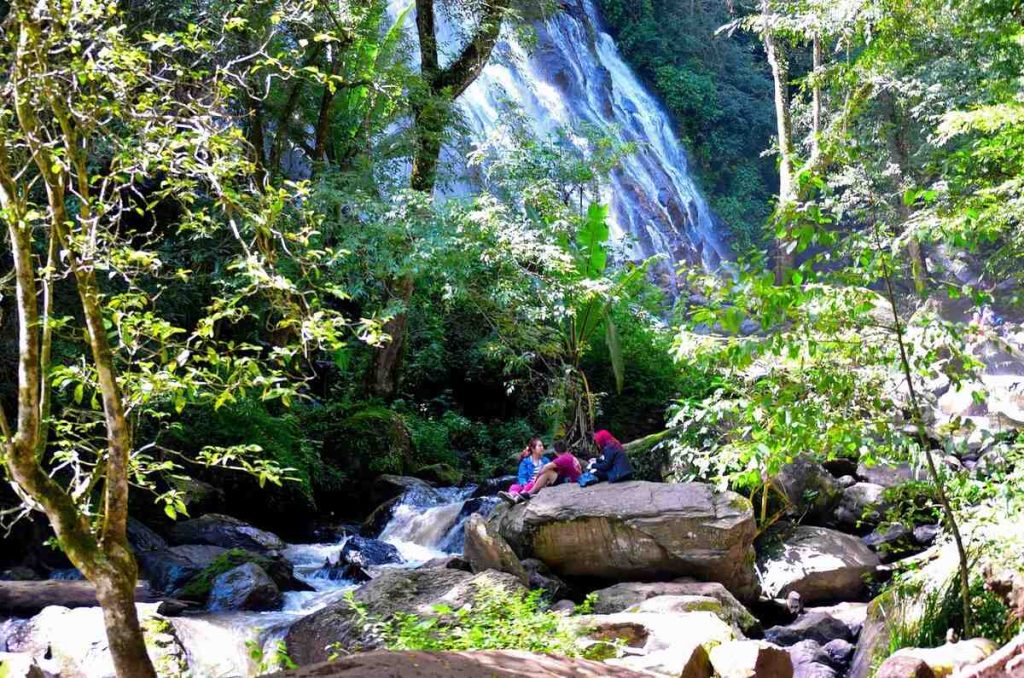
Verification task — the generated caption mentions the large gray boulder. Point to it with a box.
[492,481,758,601]
[581,610,733,677]
[589,579,759,634]
[710,640,794,678]
[2,603,187,677]
[168,514,285,554]
[285,567,524,665]
[207,562,283,612]
[757,523,880,605]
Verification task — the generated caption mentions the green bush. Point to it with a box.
[887,576,1022,655]
[381,582,582,655]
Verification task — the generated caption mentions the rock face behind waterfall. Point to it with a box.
[491,481,759,601]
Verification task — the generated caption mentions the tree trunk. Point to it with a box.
[764,30,797,284]
[368,275,414,399]
[95,570,158,678]
[885,94,929,294]
[368,0,509,396]
[809,32,823,168]
[410,101,444,192]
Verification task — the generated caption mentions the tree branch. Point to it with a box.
[434,0,510,98]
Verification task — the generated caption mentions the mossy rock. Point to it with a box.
[335,407,415,476]
[175,549,298,602]
[416,463,463,486]
[623,428,679,482]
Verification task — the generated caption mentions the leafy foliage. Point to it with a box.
[383,583,583,656]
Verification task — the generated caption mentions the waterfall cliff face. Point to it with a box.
[393,0,731,274]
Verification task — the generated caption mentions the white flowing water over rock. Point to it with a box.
[388,0,729,279]
[165,484,489,676]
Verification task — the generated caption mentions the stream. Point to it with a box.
[0,485,495,678]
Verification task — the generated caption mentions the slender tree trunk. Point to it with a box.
[885,95,929,294]
[368,275,414,399]
[809,32,823,167]
[764,30,797,283]
[367,0,509,396]
[879,243,971,636]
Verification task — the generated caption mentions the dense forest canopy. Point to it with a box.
[1,0,1023,676]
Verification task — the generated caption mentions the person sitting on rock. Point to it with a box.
[501,437,550,502]
[590,430,634,484]
[503,441,582,503]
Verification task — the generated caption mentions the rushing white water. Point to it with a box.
[164,484,485,676]
[388,0,730,278]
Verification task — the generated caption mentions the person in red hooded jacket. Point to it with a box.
[590,430,633,483]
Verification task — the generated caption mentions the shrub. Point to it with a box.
[380,582,582,655]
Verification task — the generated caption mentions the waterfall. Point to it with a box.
[389,0,730,276]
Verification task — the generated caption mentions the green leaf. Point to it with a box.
[577,203,610,278]
[605,317,624,393]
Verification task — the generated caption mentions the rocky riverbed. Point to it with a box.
[3,354,1024,678]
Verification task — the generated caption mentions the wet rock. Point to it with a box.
[955,631,1024,677]
[805,602,868,635]
[464,514,528,585]
[884,639,999,677]
[520,559,569,600]
[764,611,852,647]
[0,581,159,616]
[340,536,403,568]
[313,558,370,584]
[857,462,927,488]
[472,475,517,498]
[578,611,733,678]
[274,650,649,677]
[875,655,936,678]
[285,568,524,664]
[758,523,880,605]
[823,639,855,666]
[863,524,917,562]
[837,475,857,489]
[207,562,283,612]
[168,514,285,554]
[0,568,39,582]
[823,458,858,478]
[550,599,576,614]
[773,457,842,524]
[709,640,793,678]
[913,524,941,545]
[168,544,228,569]
[136,549,201,593]
[835,482,891,532]
[589,579,759,634]
[0,652,48,678]
[419,555,470,571]
[3,603,186,677]
[492,481,758,601]
[126,518,168,553]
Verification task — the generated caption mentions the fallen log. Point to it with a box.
[0,580,160,617]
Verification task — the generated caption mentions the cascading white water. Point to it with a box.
[164,485,486,676]
[389,0,730,277]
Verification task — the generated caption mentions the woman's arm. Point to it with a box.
[594,447,615,472]
[517,459,532,486]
